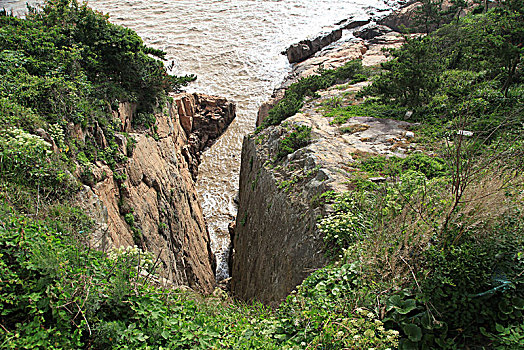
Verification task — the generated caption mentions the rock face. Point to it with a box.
[283,29,343,63]
[175,93,236,179]
[231,133,328,305]
[233,33,419,305]
[73,94,235,294]
[378,2,422,32]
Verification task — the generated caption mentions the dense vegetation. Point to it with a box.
[260,60,367,128]
[313,1,524,348]
[0,0,195,209]
[0,0,522,349]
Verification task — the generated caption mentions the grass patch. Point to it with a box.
[326,101,408,125]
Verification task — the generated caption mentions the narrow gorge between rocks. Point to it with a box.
[5,0,402,280]
[3,1,522,347]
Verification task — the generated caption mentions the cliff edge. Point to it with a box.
[232,27,414,304]
[75,93,235,293]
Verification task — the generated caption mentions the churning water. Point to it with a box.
[3,0,397,279]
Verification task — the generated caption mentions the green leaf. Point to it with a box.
[387,295,402,310]
[420,312,433,330]
[397,299,417,314]
[512,297,524,310]
[403,323,423,342]
[499,299,513,315]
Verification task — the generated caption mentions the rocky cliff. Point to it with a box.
[74,93,235,294]
[232,27,417,304]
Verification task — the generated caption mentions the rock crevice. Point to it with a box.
[73,94,235,293]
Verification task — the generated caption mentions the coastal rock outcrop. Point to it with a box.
[232,81,417,304]
[378,0,485,32]
[257,31,407,127]
[233,33,417,304]
[175,93,236,179]
[354,24,393,40]
[73,94,235,293]
[283,28,343,64]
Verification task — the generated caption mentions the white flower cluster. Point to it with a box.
[48,123,65,150]
[2,127,52,155]
[349,308,400,348]
[108,245,154,270]
[317,212,357,239]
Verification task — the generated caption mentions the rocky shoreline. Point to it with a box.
[230,1,427,303]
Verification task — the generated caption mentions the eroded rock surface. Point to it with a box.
[233,32,419,304]
[232,81,417,304]
[73,94,235,294]
[175,93,236,179]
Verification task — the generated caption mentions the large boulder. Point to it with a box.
[284,29,343,64]
[354,24,393,40]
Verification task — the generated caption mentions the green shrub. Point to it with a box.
[276,125,312,160]
[263,60,365,127]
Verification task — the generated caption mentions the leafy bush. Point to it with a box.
[0,127,77,197]
[0,0,195,193]
[358,153,447,179]
[272,263,399,349]
[276,125,312,160]
[262,60,366,127]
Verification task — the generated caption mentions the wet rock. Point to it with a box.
[286,43,312,64]
[354,24,393,40]
[283,29,343,63]
[339,18,371,30]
